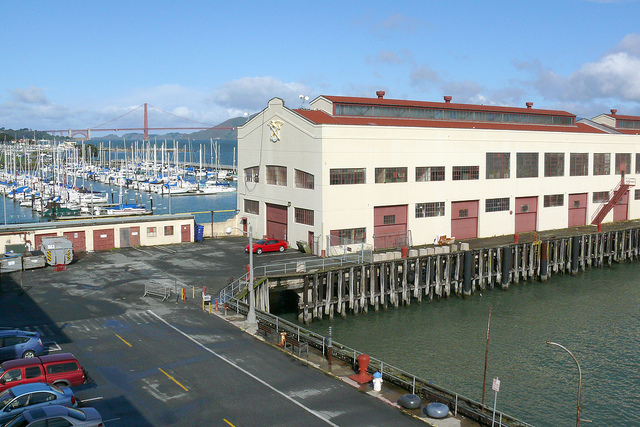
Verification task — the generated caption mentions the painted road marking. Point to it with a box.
[44,341,61,352]
[115,334,132,347]
[80,396,103,403]
[223,419,236,427]
[158,368,189,392]
[147,310,339,427]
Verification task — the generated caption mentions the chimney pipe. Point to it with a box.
[376,91,385,99]
[611,109,617,115]
[526,102,533,109]
[444,96,452,103]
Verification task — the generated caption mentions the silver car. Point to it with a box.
[1,405,102,427]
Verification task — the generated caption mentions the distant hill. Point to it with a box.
[88,116,251,142]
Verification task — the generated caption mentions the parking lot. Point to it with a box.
[0,237,424,426]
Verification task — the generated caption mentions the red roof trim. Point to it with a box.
[321,95,575,117]
[294,109,603,134]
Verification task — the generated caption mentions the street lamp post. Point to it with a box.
[546,341,583,427]
[226,224,256,330]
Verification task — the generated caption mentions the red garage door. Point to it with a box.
[613,191,629,222]
[515,196,537,233]
[568,193,587,227]
[266,203,288,240]
[373,205,408,249]
[63,231,86,253]
[35,233,57,249]
[451,201,479,240]
[93,229,115,251]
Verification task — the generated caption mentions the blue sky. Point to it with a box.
[2,0,640,133]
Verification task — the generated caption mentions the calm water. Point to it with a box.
[295,264,640,427]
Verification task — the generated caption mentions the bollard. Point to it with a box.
[278,332,286,347]
[372,372,383,392]
[328,327,333,365]
[514,233,519,244]
[224,304,227,316]
[208,301,211,314]
[349,354,373,384]
[215,299,219,312]
[192,287,195,299]
[203,286,206,298]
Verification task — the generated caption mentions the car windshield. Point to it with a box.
[0,389,16,408]
[255,240,267,245]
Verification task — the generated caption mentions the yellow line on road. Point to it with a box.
[223,419,236,427]
[158,368,189,392]
[115,334,132,347]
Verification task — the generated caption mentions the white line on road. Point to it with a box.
[80,396,104,403]
[147,310,339,427]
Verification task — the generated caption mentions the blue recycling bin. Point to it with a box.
[195,224,204,242]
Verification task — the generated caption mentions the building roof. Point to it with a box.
[321,95,576,117]
[294,108,605,134]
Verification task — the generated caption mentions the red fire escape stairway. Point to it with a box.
[591,177,636,226]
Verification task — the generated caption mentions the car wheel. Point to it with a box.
[256,248,263,254]
[22,350,37,358]
[279,246,285,252]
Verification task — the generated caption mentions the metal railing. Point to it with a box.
[222,297,533,427]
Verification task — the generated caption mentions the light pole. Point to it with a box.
[226,224,256,330]
[546,341,583,427]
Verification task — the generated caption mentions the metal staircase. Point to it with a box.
[591,176,635,226]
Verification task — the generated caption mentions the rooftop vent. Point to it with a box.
[376,91,385,99]
[526,102,533,109]
[611,109,618,115]
[444,96,452,103]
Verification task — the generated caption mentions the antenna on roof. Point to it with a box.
[299,94,309,109]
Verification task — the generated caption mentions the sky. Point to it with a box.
[2,0,640,133]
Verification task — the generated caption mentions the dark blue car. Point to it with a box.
[0,331,44,361]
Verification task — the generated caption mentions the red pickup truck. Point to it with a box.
[0,353,85,391]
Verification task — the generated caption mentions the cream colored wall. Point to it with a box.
[239,98,640,251]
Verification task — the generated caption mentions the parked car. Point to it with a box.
[1,405,103,427]
[0,383,77,423]
[0,353,86,392]
[0,331,44,362]
[245,239,288,254]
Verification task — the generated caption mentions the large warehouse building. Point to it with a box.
[237,92,640,255]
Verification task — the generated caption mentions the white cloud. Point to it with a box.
[210,77,312,112]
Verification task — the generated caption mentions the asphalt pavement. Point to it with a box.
[0,237,435,426]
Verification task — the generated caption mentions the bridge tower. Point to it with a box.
[144,103,149,140]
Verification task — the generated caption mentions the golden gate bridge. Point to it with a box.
[41,103,235,140]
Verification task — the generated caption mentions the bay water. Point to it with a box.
[295,263,640,426]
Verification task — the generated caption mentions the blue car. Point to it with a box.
[0,331,44,361]
[1,405,102,427]
[0,383,77,423]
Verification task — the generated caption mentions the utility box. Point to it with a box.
[40,237,74,266]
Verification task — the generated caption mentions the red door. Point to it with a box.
[93,229,115,251]
[451,201,479,239]
[515,197,537,233]
[35,233,57,250]
[373,205,408,249]
[613,191,629,221]
[181,224,191,242]
[266,203,288,240]
[568,193,587,227]
[130,227,140,247]
[63,231,86,253]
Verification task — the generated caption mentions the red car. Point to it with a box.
[245,239,288,254]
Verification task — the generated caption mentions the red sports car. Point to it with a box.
[245,239,288,254]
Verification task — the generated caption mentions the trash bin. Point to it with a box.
[194,224,204,242]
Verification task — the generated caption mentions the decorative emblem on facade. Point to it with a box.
[268,120,284,143]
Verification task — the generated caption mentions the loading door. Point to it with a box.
[93,229,115,251]
[568,193,587,227]
[613,191,629,222]
[35,233,57,249]
[130,226,140,247]
[515,196,537,233]
[120,228,131,248]
[63,231,86,253]
[373,205,408,250]
[266,203,288,240]
[451,200,479,240]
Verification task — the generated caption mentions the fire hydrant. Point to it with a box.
[372,372,383,392]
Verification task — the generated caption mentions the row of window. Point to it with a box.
[146,226,174,238]
[245,166,315,189]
